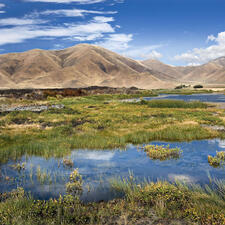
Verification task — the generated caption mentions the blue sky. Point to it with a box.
[0,0,225,65]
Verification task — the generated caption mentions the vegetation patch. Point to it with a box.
[138,99,207,108]
[144,144,182,160]
[208,151,225,167]
[0,177,224,225]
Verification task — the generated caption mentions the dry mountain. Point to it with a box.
[0,44,175,89]
[0,44,224,89]
[142,57,225,85]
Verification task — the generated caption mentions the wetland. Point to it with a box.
[0,88,225,224]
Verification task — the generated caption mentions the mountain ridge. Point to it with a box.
[0,44,224,89]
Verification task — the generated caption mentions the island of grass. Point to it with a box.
[208,151,225,167]
[144,144,182,160]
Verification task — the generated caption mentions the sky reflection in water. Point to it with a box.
[0,139,225,202]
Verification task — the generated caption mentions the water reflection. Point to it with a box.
[0,139,225,202]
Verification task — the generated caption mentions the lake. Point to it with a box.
[143,93,225,103]
[0,139,224,202]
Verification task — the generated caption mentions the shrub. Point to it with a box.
[194,85,203,89]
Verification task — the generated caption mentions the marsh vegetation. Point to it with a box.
[0,89,225,224]
[208,151,225,167]
[144,144,182,160]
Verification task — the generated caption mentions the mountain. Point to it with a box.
[0,44,175,89]
[179,57,225,84]
[0,44,224,90]
[142,57,225,85]
[142,59,183,81]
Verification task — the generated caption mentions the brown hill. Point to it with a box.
[0,44,175,89]
[142,59,183,81]
[142,57,225,85]
[179,57,225,84]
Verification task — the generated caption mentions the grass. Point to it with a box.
[138,99,208,108]
[156,89,214,95]
[144,144,182,160]
[208,151,225,167]
[0,177,224,225]
[0,93,224,163]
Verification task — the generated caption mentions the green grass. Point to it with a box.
[144,144,182,160]
[0,93,224,163]
[138,99,207,108]
[156,89,214,95]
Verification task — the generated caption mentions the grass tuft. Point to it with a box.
[144,144,182,160]
[208,151,225,167]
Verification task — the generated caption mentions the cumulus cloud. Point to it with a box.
[95,33,133,51]
[174,31,225,65]
[41,8,116,17]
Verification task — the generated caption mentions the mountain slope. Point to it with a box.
[142,59,183,81]
[142,57,225,84]
[180,57,225,84]
[0,44,175,89]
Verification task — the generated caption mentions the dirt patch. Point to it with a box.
[8,124,42,129]
[201,124,225,131]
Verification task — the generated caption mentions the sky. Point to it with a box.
[0,0,225,66]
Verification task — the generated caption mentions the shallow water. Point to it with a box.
[143,93,225,103]
[0,139,225,202]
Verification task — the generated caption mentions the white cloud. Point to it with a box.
[66,33,103,41]
[0,3,5,13]
[93,16,114,23]
[174,31,225,65]
[95,33,133,51]
[95,34,163,60]
[0,18,47,26]
[121,45,163,60]
[41,8,116,17]
[0,20,114,45]
[25,0,105,3]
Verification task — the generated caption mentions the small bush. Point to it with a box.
[194,85,203,89]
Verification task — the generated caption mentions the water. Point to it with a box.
[0,139,225,202]
[143,93,225,103]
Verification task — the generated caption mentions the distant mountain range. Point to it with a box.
[0,44,224,89]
